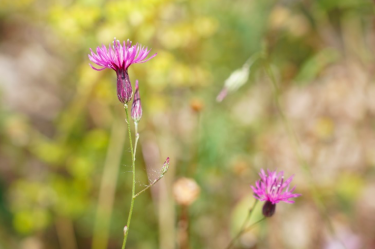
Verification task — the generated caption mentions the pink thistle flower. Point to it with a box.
[251,169,301,217]
[131,80,142,122]
[88,38,157,103]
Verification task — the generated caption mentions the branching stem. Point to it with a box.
[133,177,162,198]
[122,104,135,249]
[225,200,258,249]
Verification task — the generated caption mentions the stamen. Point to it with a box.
[280,176,284,188]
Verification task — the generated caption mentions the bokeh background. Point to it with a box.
[1,0,375,248]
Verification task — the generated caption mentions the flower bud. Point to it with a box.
[190,98,204,112]
[116,69,132,103]
[161,157,170,176]
[216,57,257,102]
[262,201,276,217]
[123,225,128,235]
[131,80,142,122]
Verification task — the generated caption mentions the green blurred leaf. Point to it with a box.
[295,48,340,83]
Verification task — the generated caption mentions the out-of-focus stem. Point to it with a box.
[56,217,78,249]
[92,117,125,249]
[239,217,266,237]
[134,177,160,198]
[178,205,189,249]
[226,217,266,249]
[265,65,311,175]
[225,200,258,249]
[122,104,135,249]
[239,199,258,234]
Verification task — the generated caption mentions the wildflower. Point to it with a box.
[131,80,142,122]
[251,169,301,217]
[88,38,157,103]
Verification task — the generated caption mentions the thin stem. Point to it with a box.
[239,200,258,235]
[134,177,162,198]
[133,122,139,162]
[92,118,125,249]
[122,104,135,249]
[225,200,258,249]
[178,205,189,249]
[239,217,266,235]
[134,155,169,198]
[225,216,266,249]
[265,65,310,175]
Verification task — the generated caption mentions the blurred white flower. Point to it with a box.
[217,57,256,102]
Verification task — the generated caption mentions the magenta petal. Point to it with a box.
[89,64,106,71]
[138,53,157,63]
[88,38,157,102]
[88,38,157,73]
[251,168,301,206]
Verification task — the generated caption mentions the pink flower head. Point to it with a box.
[88,38,157,103]
[131,80,142,122]
[251,169,301,217]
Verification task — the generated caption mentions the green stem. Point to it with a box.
[133,122,139,162]
[134,155,169,198]
[238,217,266,236]
[134,177,161,198]
[265,65,310,175]
[225,200,258,249]
[226,217,266,249]
[122,104,135,249]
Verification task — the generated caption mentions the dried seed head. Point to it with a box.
[190,98,204,112]
[173,177,200,206]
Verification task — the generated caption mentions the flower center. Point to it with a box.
[269,176,284,195]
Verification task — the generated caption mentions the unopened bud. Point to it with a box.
[190,98,204,112]
[123,225,128,235]
[131,80,142,121]
[262,201,276,217]
[161,157,170,176]
[216,59,251,102]
[116,69,132,103]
